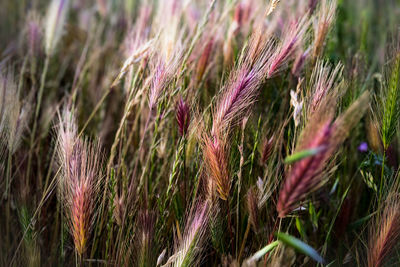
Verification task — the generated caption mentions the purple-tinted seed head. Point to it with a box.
[27,14,42,57]
[268,36,297,77]
[212,68,258,136]
[149,63,167,110]
[176,97,190,137]
[292,49,309,77]
[261,135,274,164]
[309,0,319,13]
[277,121,332,217]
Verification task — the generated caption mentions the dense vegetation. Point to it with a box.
[1,0,400,266]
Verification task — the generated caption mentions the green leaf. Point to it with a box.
[329,177,339,195]
[309,202,321,229]
[296,217,307,240]
[326,260,336,267]
[276,232,325,264]
[245,240,279,263]
[284,147,325,164]
[382,53,400,149]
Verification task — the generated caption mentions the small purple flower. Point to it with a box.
[358,142,368,153]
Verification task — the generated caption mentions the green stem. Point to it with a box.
[78,88,112,138]
[379,148,386,204]
[90,67,142,260]
[238,219,251,263]
[146,113,161,196]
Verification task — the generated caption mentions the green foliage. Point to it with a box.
[382,54,400,150]
[1,0,400,266]
[276,232,325,264]
[284,147,325,164]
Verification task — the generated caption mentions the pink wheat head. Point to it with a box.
[165,200,210,267]
[203,134,230,201]
[196,38,214,82]
[277,91,370,217]
[368,192,400,267]
[176,96,190,137]
[309,60,343,113]
[148,62,168,111]
[212,26,274,137]
[277,120,333,218]
[212,68,259,137]
[147,48,181,111]
[56,108,103,256]
[260,135,275,165]
[267,16,310,78]
[312,0,337,60]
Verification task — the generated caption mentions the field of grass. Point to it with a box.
[1,0,400,266]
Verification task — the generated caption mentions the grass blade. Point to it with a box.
[276,232,325,264]
[284,146,325,164]
[245,240,279,263]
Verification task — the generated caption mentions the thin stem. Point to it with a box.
[5,150,12,246]
[379,148,386,205]
[144,112,161,198]
[183,138,187,205]
[5,148,12,197]
[78,88,112,138]
[90,65,143,259]
[238,219,251,263]
[107,68,141,174]
[26,55,50,183]
[226,200,235,256]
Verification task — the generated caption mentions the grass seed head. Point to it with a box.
[44,0,69,55]
[57,108,102,256]
[176,97,191,137]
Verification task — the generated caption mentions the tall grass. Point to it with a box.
[1,0,400,266]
